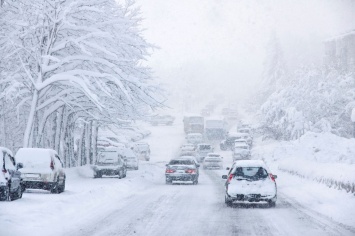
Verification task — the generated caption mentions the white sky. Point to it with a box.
[135,0,355,108]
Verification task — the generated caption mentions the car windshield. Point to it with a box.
[169,160,194,165]
[233,167,268,180]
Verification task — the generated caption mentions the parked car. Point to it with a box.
[123,148,139,170]
[165,157,200,185]
[203,153,223,169]
[186,133,203,145]
[0,147,23,201]
[15,148,66,194]
[233,143,251,161]
[92,148,127,178]
[195,143,214,162]
[150,115,175,126]
[222,160,277,207]
[132,142,150,161]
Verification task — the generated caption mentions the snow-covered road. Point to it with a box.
[1,122,354,236]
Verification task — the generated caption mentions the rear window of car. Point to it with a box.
[98,151,122,164]
[169,160,194,165]
[198,145,211,150]
[233,167,268,180]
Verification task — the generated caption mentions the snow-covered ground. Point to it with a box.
[1,121,355,236]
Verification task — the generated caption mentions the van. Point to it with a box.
[15,148,66,194]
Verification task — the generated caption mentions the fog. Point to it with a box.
[136,0,355,110]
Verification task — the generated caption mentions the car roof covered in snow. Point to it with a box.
[0,147,13,156]
[233,160,268,168]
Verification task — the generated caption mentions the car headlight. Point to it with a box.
[0,181,7,186]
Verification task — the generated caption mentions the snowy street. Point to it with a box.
[2,122,354,236]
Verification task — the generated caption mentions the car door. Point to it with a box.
[4,153,21,192]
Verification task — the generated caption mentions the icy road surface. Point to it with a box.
[1,122,355,236]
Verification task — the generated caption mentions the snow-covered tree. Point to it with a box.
[0,0,162,164]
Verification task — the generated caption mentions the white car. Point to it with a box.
[15,148,66,194]
[180,144,196,152]
[222,160,277,207]
[203,153,223,169]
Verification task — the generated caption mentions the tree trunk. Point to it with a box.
[85,121,92,165]
[23,90,38,147]
[92,121,98,164]
[54,106,64,153]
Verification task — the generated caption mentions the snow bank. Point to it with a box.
[253,132,355,193]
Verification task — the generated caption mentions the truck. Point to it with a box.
[205,117,228,140]
[183,115,204,134]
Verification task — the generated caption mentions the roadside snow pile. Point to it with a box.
[253,132,355,193]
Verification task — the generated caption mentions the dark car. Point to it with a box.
[92,148,127,179]
[0,147,23,201]
[220,135,238,151]
[165,157,200,185]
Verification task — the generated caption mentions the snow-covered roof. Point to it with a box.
[233,160,267,168]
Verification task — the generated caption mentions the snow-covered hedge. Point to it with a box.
[253,132,355,194]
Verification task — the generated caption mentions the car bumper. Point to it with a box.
[166,174,197,182]
[23,181,56,190]
[227,193,277,203]
[95,169,121,176]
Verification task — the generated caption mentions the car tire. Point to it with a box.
[11,185,22,200]
[50,179,60,194]
[94,172,102,178]
[0,186,10,201]
[193,179,198,185]
[59,179,66,193]
[268,201,276,208]
[118,171,122,179]
[225,196,232,207]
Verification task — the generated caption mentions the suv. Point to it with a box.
[222,160,277,207]
[203,153,223,169]
[195,143,213,162]
[165,157,200,185]
[15,148,66,194]
[0,147,23,201]
[93,148,127,178]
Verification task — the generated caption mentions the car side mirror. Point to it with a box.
[222,175,228,179]
[196,163,200,168]
[16,162,23,170]
[226,167,230,170]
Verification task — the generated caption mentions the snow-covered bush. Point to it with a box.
[260,68,355,140]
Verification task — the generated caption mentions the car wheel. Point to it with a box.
[123,169,127,178]
[268,201,276,208]
[50,179,60,194]
[0,186,10,201]
[59,179,66,193]
[193,179,198,185]
[16,185,22,199]
[94,172,102,178]
[225,195,232,207]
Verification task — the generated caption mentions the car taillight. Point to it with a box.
[166,169,175,173]
[185,169,196,174]
[227,174,234,183]
[269,173,276,182]
[50,160,54,170]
